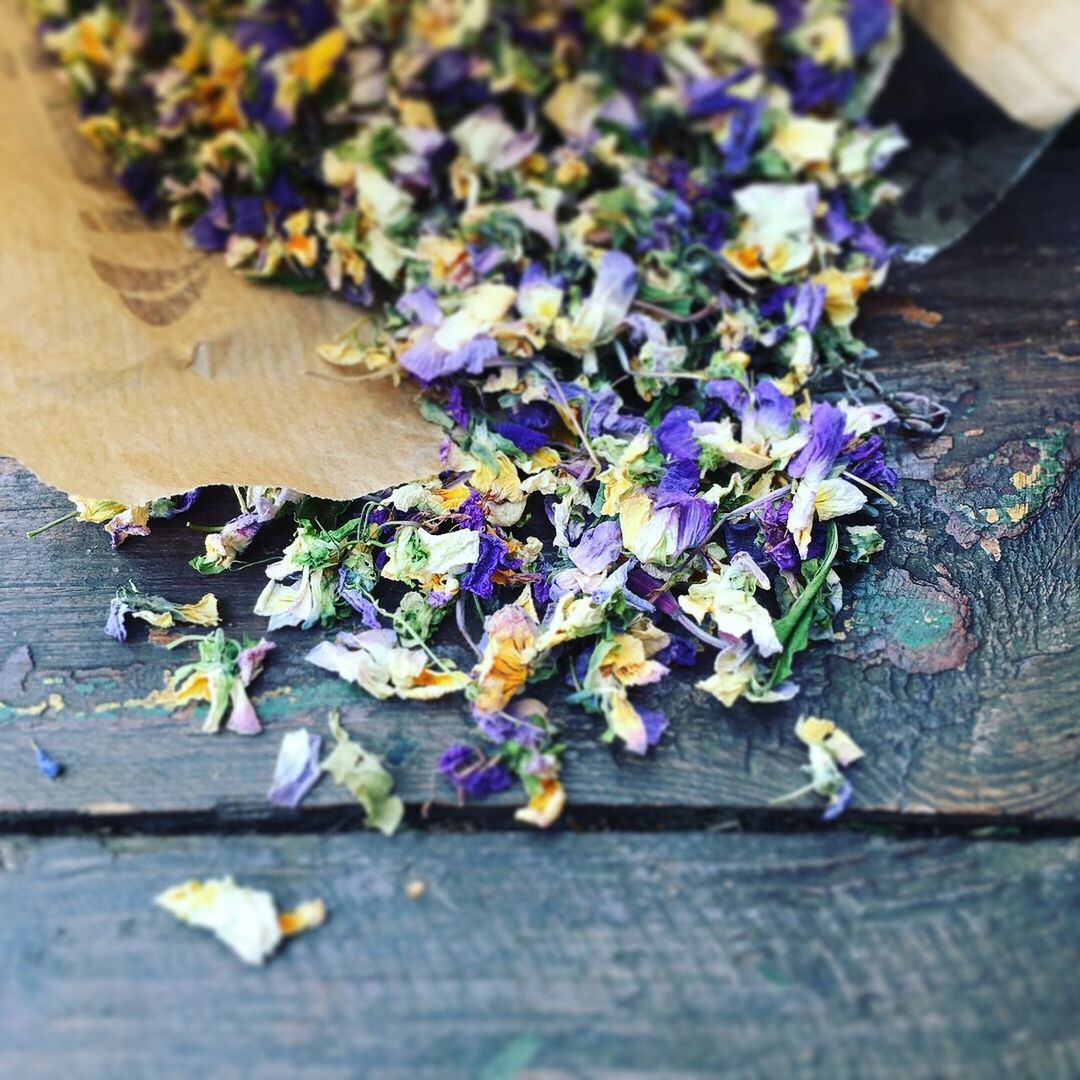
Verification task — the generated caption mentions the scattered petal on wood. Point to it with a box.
[155,877,325,966]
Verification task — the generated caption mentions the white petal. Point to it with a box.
[814,477,867,521]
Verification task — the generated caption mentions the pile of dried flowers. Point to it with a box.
[31,0,906,827]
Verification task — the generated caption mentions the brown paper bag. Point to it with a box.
[0,0,442,505]
[908,0,1080,130]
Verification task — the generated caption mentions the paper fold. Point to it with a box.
[0,1,442,505]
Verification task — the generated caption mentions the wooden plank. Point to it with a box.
[0,143,1078,826]
[0,830,1076,1078]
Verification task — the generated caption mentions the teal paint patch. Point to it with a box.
[927,426,1077,551]
[253,679,357,720]
[71,676,120,696]
[853,589,956,651]
[838,568,976,675]
[383,734,421,767]
[479,1034,543,1080]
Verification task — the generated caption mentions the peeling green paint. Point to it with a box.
[0,692,64,719]
[10,671,456,728]
[71,676,120,695]
[838,568,976,675]
[82,675,359,722]
[479,1034,543,1080]
[931,429,1073,550]
[383,734,422,767]
[254,680,357,720]
[852,590,956,650]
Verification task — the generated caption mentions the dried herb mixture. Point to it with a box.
[30,0,907,824]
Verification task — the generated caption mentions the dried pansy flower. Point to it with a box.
[34,0,907,825]
[105,583,219,643]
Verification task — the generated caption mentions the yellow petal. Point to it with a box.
[71,498,128,524]
[132,610,175,629]
[279,898,328,937]
[176,593,220,627]
[795,715,836,747]
[514,778,566,829]
[173,671,212,704]
[299,27,347,91]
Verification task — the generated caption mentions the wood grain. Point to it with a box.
[0,830,1076,1079]
[0,141,1078,827]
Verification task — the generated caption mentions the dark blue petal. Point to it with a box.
[230,196,267,236]
[654,405,702,464]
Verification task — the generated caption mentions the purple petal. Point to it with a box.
[226,682,262,736]
[456,490,486,530]
[759,286,796,321]
[461,762,514,799]
[639,706,668,748]
[397,287,444,327]
[494,420,548,453]
[659,460,700,496]
[469,245,506,276]
[845,435,898,491]
[569,520,623,575]
[400,333,497,382]
[654,406,702,464]
[230,195,267,236]
[790,282,826,331]
[206,193,230,230]
[268,729,323,808]
[847,0,893,53]
[749,382,796,440]
[655,491,713,556]
[762,498,801,572]
[234,17,295,56]
[519,262,557,291]
[656,634,697,668]
[337,568,381,628]
[34,744,63,780]
[445,385,471,428]
[824,203,857,244]
[722,97,764,173]
[267,172,304,213]
[471,710,517,744]
[108,520,151,548]
[790,58,855,112]
[684,67,755,119]
[582,386,648,439]
[461,533,508,600]
[161,489,200,517]
[451,335,499,373]
[104,599,130,643]
[118,157,158,217]
[237,638,275,686]
[822,779,854,821]
[438,744,475,775]
[188,212,229,252]
[627,566,678,617]
[789,403,847,482]
[705,379,749,416]
[591,250,637,323]
[399,336,448,381]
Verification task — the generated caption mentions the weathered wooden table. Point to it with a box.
[1,128,1078,1079]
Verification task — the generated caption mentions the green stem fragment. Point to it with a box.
[766,523,839,690]
[768,782,818,806]
[25,509,77,539]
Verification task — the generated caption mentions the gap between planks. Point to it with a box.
[0,801,1078,841]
